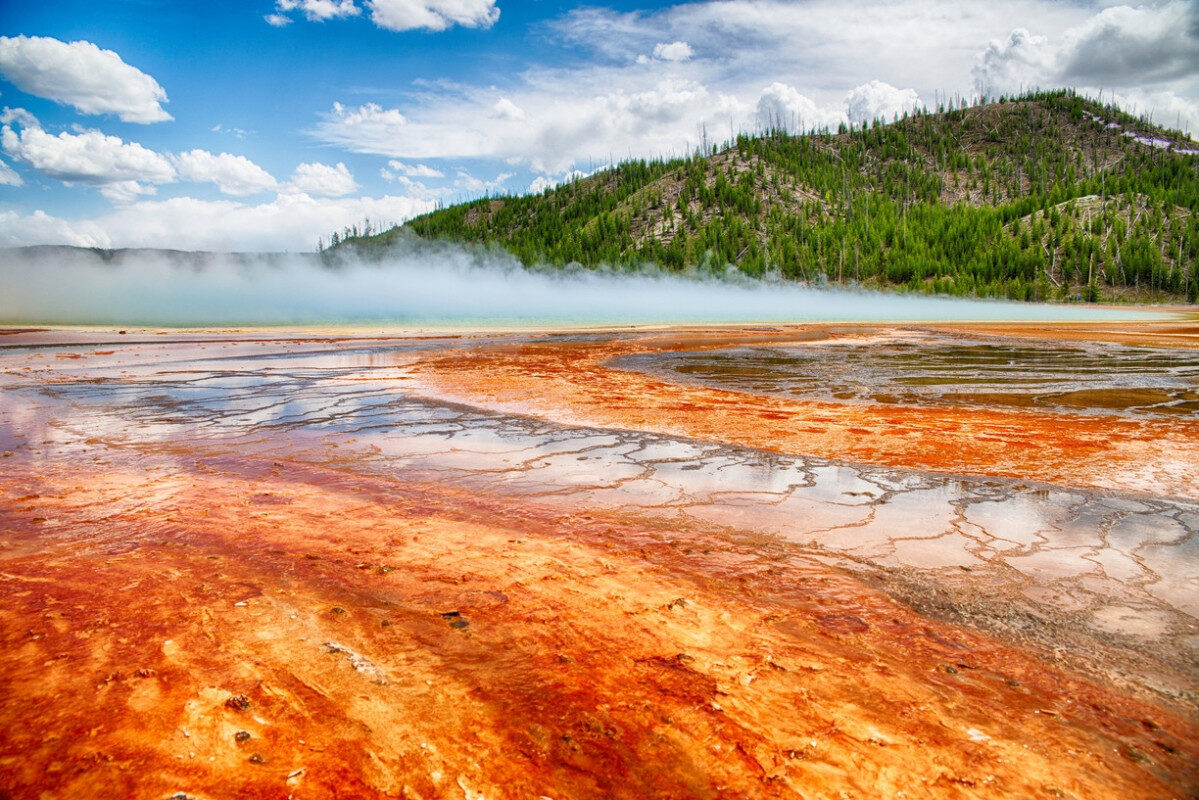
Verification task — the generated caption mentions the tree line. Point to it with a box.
[337,90,1199,303]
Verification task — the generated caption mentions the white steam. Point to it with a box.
[0,242,1156,327]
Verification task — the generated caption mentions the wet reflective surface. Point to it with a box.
[1,324,1198,799]
[615,331,1199,418]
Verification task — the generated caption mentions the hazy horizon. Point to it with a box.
[0,242,1164,327]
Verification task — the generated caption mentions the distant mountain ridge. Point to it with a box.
[4,245,313,268]
[343,90,1199,304]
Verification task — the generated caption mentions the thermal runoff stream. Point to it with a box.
[1,303,1197,800]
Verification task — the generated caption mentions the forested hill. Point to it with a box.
[341,91,1199,303]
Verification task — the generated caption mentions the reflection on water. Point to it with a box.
[615,332,1199,417]
[1,332,1197,708]
[3,344,1196,655]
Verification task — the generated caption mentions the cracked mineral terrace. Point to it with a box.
[0,321,1196,799]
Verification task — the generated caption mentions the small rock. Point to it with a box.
[249,753,265,764]
[331,607,346,615]
[235,731,251,743]
[441,610,469,630]
[225,694,251,711]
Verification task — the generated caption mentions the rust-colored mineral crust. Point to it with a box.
[0,322,1196,800]
[409,322,1199,499]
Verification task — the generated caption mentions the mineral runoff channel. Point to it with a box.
[1,316,1198,800]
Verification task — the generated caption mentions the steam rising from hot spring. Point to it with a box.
[0,241,1158,326]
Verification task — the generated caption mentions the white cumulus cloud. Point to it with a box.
[526,175,555,194]
[173,150,279,196]
[317,102,413,152]
[317,78,746,174]
[492,97,526,121]
[267,0,499,31]
[369,0,499,32]
[755,82,841,132]
[1,111,289,201]
[0,209,107,248]
[454,169,513,194]
[274,0,361,22]
[318,1,1116,176]
[288,161,359,196]
[2,113,176,187]
[843,80,920,125]
[972,27,1059,98]
[1059,2,1198,86]
[0,157,22,187]
[302,1,1198,178]
[973,1,1199,104]
[0,35,171,123]
[386,160,444,178]
[99,181,157,204]
[525,167,593,195]
[652,41,693,62]
[549,0,1089,100]
[381,173,451,199]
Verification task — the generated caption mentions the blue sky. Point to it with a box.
[1,0,1196,251]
